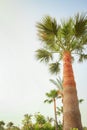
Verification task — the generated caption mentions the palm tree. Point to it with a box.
[36,13,87,130]
[46,116,54,124]
[44,89,59,130]
[0,121,5,130]
[22,114,32,125]
[50,77,63,99]
[22,114,33,130]
[50,77,64,126]
[6,122,14,130]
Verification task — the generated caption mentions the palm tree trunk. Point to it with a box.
[53,98,58,130]
[63,51,83,130]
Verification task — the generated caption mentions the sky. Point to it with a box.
[0,0,87,127]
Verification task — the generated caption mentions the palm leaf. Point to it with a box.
[36,16,59,45]
[44,89,58,104]
[74,13,87,37]
[78,99,84,103]
[50,77,63,90]
[36,49,53,63]
[61,18,74,39]
[78,54,87,62]
[45,90,58,98]
[49,62,60,75]
[44,99,53,103]
[36,16,58,35]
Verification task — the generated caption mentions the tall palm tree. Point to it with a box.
[36,13,87,130]
[44,89,59,130]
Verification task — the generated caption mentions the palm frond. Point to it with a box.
[36,16,58,35]
[36,49,53,63]
[61,18,74,39]
[78,99,84,103]
[74,43,85,53]
[78,54,87,62]
[44,99,53,103]
[56,78,63,89]
[50,79,59,87]
[36,16,59,45]
[74,12,87,37]
[49,62,60,75]
[45,89,58,98]
[50,77,63,90]
[56,106,63,115]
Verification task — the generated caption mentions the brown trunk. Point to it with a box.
[63,51,83,130]
[53,98,58,130]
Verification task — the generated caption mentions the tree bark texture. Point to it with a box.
[63,51,83,130]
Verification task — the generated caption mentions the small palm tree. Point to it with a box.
[22,114,33,130]
[0,121,5,127]
[44,89,59,130]
[50,77,64,125]
[0,121,5,130]
[46,116,54,124]
[22,114,32,125]
[6,122,14,130]
[50,77,63,99]
[36,13,87,130]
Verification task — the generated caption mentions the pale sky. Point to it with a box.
[0,0,87,127]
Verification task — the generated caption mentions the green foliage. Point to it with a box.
[70,128,78,130]
[34,122,54,130]
[74,13,87,37]
[78,98,84,103]
[36,49,53,63]
[6,122,14,128]
[61,18,74,47]
[35,12,87,74]
[56,106,63,116]
[49,62,60,75]
[78,54,87,62]
[36,16,58,43]
[22,114,32,125]
[0,122,5,130]
[83,127,87,130]
[58,122,63,130]
[44,89,58,101]
[10,126,20,130]
[50,77,63,90]
[34,112,46,125]
[0,121,5,126]
[34,112,55,130]
[0,115,87,130]
[21,114,33,130]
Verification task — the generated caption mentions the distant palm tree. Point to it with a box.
[50,77,64,125]
[22,114,32,125]
[0,121,5,127]
[44,89,59,130]
[46,116,54,124]
[36,13,87,130]
[22,114,33,130]
[0,121,5,130]
[50,77,63,99]
[6,122,14,130]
